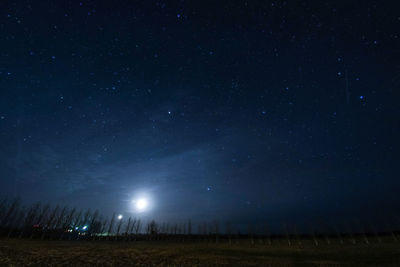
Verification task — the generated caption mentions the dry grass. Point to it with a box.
[0,238,399,266]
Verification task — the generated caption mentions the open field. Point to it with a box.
[0,238,399,266]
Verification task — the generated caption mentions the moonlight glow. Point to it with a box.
[133,198,149,212]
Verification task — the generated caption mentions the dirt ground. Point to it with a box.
[0,238,399,266]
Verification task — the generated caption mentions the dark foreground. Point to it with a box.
[0,238,399,266]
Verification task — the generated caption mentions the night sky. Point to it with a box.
[0,1,399,230]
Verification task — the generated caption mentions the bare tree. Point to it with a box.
[39,205,50,224]
[344,222,356,245]
[283,223,291,246]
[48,205,60,229]
[129,218,136,238]
[333,224,344,245]
[125,217,132,237]
[30,204,49,239]
[99,217,108,240]
[187,219,192,236]
[134,219,141,237]
[160,222,166,234]
[319,221,331,245]
[177,222,183,236]
[264,224,272,246]
[60,208,76,240]
[147,220,158,237]
[1,198,20,228]
[79,209,92,232]
[203,222,208,235]
[107,213,116,237]
[7,207,25,237]
[183,222,187,235]
[213,220,219,243]
[0,196,9,222]
[293,224,302,247]
[19,202,41,238]
[54,206,68,231]
[41,205,60,239]
[71,209,83,230]
[226,222,232,244]
[116,217,123,238]
[89,210,99,235]
[309,225,319,247]
[69,209,83,240]
[63,208,76,230]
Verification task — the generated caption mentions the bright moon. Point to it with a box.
[135,198,148,212]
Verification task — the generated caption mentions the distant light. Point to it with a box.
[75,227,79,230]
[117,214,123,220]
[359,95,364,100]
[82,225,88,230]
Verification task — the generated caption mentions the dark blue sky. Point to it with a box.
[0,1,399,229]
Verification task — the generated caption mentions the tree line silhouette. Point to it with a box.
[1,196,399,246]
